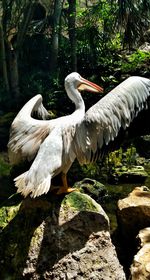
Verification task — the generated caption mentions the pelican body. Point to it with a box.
[8,73,150,198]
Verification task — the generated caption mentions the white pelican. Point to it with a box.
[8,73,150,197]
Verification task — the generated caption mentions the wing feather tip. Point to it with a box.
[14,172,51,198]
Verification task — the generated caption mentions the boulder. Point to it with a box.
[117,186,150,240]
[74,178,107,201]
[0,191,126,280]
[130,227,150,280]
[110,166,148,184]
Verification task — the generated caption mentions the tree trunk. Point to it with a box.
[68,0,77,72]
[49,0,63,76]
[8,48,20,99]
[17,2,36,51]
[0,21,9,92]
[0,0,39,106]
[8,2,36,100]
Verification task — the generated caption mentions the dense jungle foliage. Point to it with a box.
[0,0,150,113]
[0,0,150,157]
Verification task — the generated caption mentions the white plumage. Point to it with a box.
[8,73,150,197]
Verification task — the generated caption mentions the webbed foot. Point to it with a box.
[56,187,78,195]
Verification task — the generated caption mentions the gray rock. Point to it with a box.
[117,186,150,240]
[26,193,125,279]
[130,227,150,280]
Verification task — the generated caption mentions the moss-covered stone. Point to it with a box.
[62,191,103,213]
[74,178,107,200]
[0,203,21,229]
[114,165,148,183]
[0,191,110,279]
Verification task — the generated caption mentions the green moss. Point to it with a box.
[118,166,148,178]
[30,224,45,247]
[0,203,21,229]
[62,192,101,213]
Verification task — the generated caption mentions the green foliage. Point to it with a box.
[0,0,149,114]
[105,146,138,174]
[116,0,150,49]
[128,50,150,63]
[121,50,150,73]
[81,163,101,179]
[106,148,123,171]
[125,146,137,167]
[20,70,59,108]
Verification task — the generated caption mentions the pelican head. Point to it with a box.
[65,72,103,94]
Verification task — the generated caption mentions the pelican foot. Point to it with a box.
[56,187,78,195]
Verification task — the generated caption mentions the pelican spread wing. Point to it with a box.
[8,73,150,198]
[8,94,55,164]
[74,76,150,164]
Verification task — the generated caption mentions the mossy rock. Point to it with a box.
[62,191,105,213]
[74,178,107,201]
[109,165,148,184]
[0,203,21,229]
[0,191,109,279]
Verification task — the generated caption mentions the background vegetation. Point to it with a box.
[0,0,150,147]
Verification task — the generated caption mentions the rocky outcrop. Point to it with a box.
[0,191,126,280]
[111,166,148,184]
[117,186,150,241]
[117,186,150,279]
[130,227,150,280]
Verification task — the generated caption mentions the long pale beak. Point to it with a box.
[78,77,103,93]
